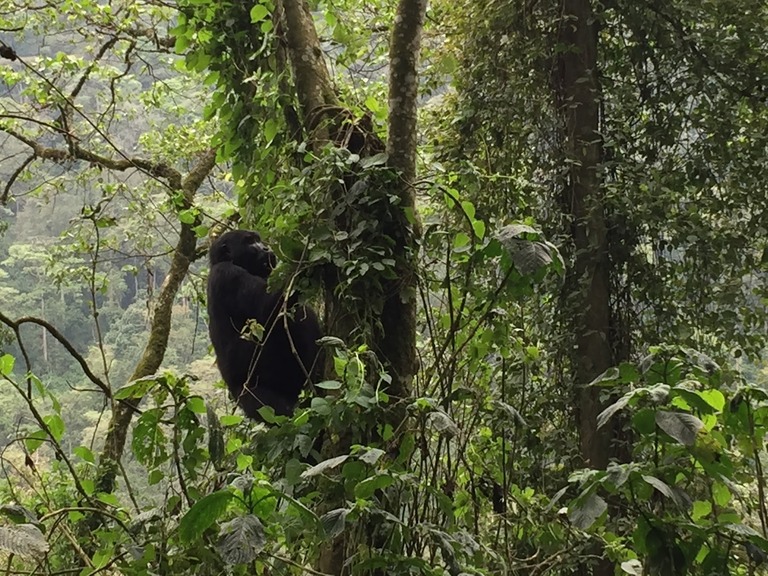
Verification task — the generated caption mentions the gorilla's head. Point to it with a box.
[209,230,277,279]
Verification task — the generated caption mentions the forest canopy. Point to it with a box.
[1,0,768,574]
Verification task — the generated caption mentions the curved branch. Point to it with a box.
[0,312,110,397]
[1,154,34,204]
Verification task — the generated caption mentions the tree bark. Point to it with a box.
[556,1,614,573]
[557,0,612,470]
[382,0,427,404]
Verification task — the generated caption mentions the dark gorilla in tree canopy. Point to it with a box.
[207,230,323,419]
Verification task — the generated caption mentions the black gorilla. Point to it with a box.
[207,230,323,419]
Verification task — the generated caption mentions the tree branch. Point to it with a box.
[95,147,217,495]
[0,312,110,397]
[0,127,182,188]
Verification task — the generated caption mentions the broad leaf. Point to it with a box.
[178,491,233,543]
[217,515,266,565]
[569,493,607,530]
[655,411,703,446]
[301,455,350,478]
[0,524,48,558]
[320,508,348,539]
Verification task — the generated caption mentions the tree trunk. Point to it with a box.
[280,0,425,572]
[382,0,426,407]
[557,0,612,471]
[556,1,615,574]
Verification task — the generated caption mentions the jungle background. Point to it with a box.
[1,0,768,574]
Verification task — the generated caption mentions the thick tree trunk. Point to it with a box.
[556,1,614,574]
[382,0,426,405]
[557,0,612,471]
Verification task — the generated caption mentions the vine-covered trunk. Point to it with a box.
[556,0,613,471]
[556,0,614,573]
[280,0,424,571]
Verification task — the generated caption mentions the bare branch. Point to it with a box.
[1,154,34,204]
[0,126,182,188]
[69,36,119,101]
[0,312,111,397]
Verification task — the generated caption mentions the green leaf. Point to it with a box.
[179,209,197,224]
[453,232,471,252]
[712,482,731,506]
[597,393,630,429]
[179,491,234,544]
[618,362,640,383]
[320,508,348,539]
[43,414,65,443]
[263,119,278,143]
[359,448,385,465]
[620,559,643,575]
[236,454,253,470]
[220,415,244,427]
[132,409,168,467]
[472,219,486,240]
[115,376,160,400]
[25,430,47,454]
[186,396,206,414]
[691,500,712,521]
[208,406,225,471]
[354,474,394,499]
[315,380,342,390]
[587,367,620,387]
[301,455,350,478]
[699,389,725,411]
[364,96,380,113]
[0,354,14,376]
[641,475,675,500]
[250,4,269,22]
[0,504,37,524]
[569,492,607,530]
[655,411,703,446]
[174,35,189,54]
[427,411,460,437]
[359,153,388,168]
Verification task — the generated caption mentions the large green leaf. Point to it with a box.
[655,411,703,446]
[178,491,234,544]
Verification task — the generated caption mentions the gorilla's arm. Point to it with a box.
[208,261,283,326]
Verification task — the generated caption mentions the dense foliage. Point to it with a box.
[1,0,768,574]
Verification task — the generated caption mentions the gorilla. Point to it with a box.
[207,229,323,419]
